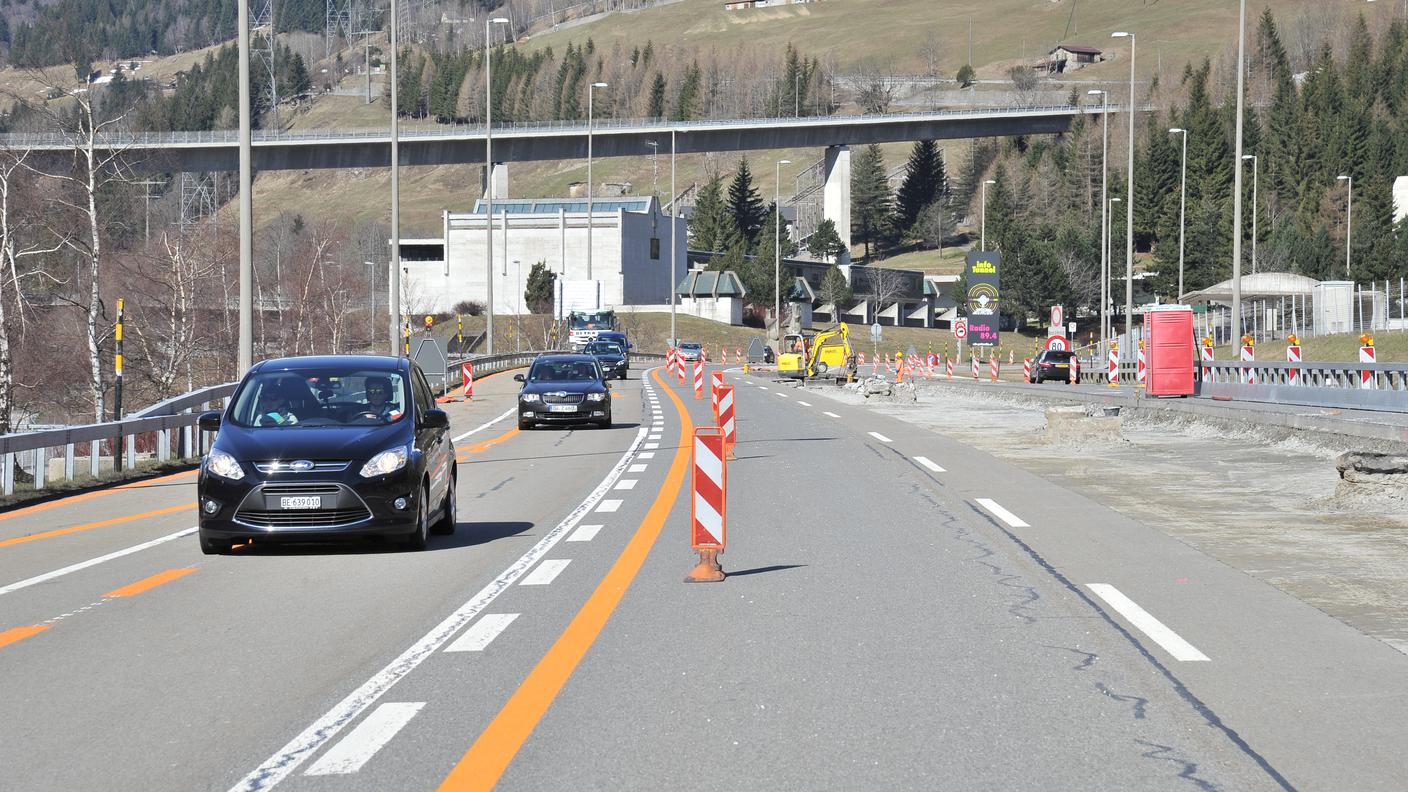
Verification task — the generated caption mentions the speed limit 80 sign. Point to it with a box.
[954,319,968,340]
[1045,335,1069,351]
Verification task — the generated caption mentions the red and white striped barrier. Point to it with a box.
[685,427,727,583]
[1023,357,1032,383]
[989,356,999,382]
[693,360,705,399]
[1360,345,1376,389]
[1069,359,1078,384]
[971,355,980,381]
[721,348,728,365]
[735,347,742,362]
[710,370,724,419]
[677,351,688,385]
[1108,346,1119,386]
[884,353,894,373]
[1286,345,1301,385]
[946,358,954,380]
[1136,344,1147,388]
[717,383,737,459]
[460,361,474,400]
[1200,344,1214,382]
[858,352,866,367]
[1241,344,1255,385]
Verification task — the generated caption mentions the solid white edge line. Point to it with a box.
[444,613,520,653]
[302,702,426,776]
[229,372,656,792]
[913,456,946,473]
[868,431,892,443]
[566,524,603,542]
[451,406,517,443]
[519,559,572,586]
[0,526,197,597]
[1086,584,1211,662]
[974,498,1030,529]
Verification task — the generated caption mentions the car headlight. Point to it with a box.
[360,446,409,478]
[520,393,540,403]
[207,449,244,481]
[586,392,607,402]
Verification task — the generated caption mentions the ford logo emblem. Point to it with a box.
[290,460,315,472]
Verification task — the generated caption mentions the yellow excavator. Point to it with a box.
[776,323,856,383]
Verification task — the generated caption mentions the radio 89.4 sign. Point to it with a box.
[964,251,1002,347]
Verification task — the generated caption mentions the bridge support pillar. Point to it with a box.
[482,162,508,200]
[823,145,851,264]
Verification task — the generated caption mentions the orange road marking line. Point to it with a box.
[0,470,196,523]
[462,427,520,455]
[437,366,693,792]
[0,503,193,550]
[0,624,50,650]
[103,567,197,598]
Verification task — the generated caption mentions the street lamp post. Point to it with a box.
[1338,174,1353,274]
[238,0,252,371]
[1228,0,1248,341]
[775,158,792,338]
[1111,30,1136,342]
[1170,128,1188,298]
[1089,89,1109,349]
[484,16,508,355]
[670,128,678,345]
[980,179,996,249]
[586,81,608,281]
[388,0,403,355]
[1243,154,1259,273]
[1109,197,1122,338]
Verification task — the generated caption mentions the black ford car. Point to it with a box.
[516,354,612,430]
[195,355,456,554]
[583,339,629,380]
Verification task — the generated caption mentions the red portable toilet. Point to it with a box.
[1145,305,1195,397]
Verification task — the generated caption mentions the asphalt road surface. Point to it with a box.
[2,362,1406,791]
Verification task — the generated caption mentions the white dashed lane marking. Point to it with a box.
[868,432,892,443]
[913,456,945,473]
[444,614,519,653]
[628,464,647,473]
[638,452,656,460]
[303,702,426,776]
[520,559,572,586]
[796,401,811,407]
[614,479,638,490]
[596,499,623,513]
[1086,584,1211,662]
[974,498,1030,528]
[644,443,660,450]
[566,524,603,543]
[823,411,840,418]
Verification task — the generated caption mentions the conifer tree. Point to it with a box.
[851,144,893,259]
[894,140,947,235]
[726,157,767,243]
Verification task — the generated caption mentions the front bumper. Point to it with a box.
[197,467,422,541]
[519,401,609,424]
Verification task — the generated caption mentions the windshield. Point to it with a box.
[570,311,615,330]
[229,369,409,428]
[528,359,602,382]
[585,342,623,355]
[680,343,701,351]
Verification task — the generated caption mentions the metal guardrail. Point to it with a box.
[0,349,673,497]
[1198,361,1408,413]
[0,104,1134,149]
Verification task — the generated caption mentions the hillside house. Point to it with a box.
[1042,44,1103,73]
[724,0,817,10]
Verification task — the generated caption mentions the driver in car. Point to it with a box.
[257,386,299,426]
[362,376,402,422]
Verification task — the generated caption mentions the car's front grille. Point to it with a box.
[234,506,372,528]
[254,461,350,474]
[542,393,585,404]
[260,483,342,496]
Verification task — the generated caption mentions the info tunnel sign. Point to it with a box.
[964,251,1002,347]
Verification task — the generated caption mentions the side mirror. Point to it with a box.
[197,410,222,431]
[421,409,450,429]
[513,373,525,382]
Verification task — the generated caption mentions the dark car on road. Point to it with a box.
[195,355,456,555]
[516,354,612,430]
[1032,349,1080,384]
[583,339,629,380]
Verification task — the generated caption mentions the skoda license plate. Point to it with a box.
[549,405,576,413]
[280,496,322,510]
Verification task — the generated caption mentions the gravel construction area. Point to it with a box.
[808,378,1408,655]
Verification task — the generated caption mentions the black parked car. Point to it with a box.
[195,355,456,555]
[516,354,612,430]
[583,339,629,380]
[1032,349,1080,384]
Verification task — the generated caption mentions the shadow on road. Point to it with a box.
[725,564,807,577]
[229,521,535,556]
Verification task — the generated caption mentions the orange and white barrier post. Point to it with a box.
[716,383,737,460]
[1136,340,1147,388]
[1360,334,1375,390]
[460,361,474,400]
[710,370,724,419]
[685,427,727,583]
[1286,334,1301,385]
[1200,337,1214,382]
[1008,349,1014,366]
[667,347,677,378]
[1107,342,1119,387]
[946,357,954,380]
[1069,358,1078,384]
[721,348,728,365]
[1023,357,1032,384]
[971,353,980,381]
[989,355,999,382]
[678,352,688,385]
[735,347,742,362]
[693,360,705,399]
[1240,335,1255,385]
[857,352,866,368]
